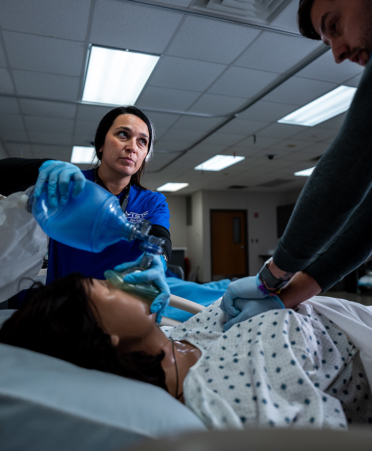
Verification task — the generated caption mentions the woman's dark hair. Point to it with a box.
[94,106,154,189]
[297,0,321,40]
[0,273,167,391]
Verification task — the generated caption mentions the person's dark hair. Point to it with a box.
[297,0,321,40]
[94,106,154,189]
[0,273,167,391]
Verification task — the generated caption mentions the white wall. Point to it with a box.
[164,194,187,248]
[166,189,302,282]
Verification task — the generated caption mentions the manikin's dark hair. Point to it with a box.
[0,273,167,391]
[94,106,155,189]
[297,0,321,40]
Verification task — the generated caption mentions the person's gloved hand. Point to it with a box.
[220,275,267,318]
[223,295,284,332]
[114,255,170,324]
[34,160,86,207]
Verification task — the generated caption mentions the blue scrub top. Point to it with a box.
[46,169,170,283]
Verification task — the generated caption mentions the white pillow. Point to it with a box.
[0,311,206,451]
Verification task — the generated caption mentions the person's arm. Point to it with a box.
[0,158,49,196]
[151,224,172,264]
[273,58,372,277]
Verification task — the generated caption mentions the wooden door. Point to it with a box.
[211,210,248,280]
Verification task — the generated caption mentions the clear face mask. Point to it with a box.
[104,269,159,302]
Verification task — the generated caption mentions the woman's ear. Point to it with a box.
[110,334,120,347]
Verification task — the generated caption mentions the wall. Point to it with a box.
[166,188,302,282]
[0,140,9,159]
[163,194,187,248]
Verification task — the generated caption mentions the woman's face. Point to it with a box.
[99,114,150,178]
[87,279,156,342]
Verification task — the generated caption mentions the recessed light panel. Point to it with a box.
[157,183,189,192]
[71,146,98,164]
[82,46,160,105]
[294,167,315,176]
[194,155,245,171]
[278,86,357,127]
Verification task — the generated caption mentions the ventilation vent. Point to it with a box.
[193,0,292,23]
[257,179,292,188]
[228,185,248,189]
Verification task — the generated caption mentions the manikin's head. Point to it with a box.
[0,273,167,390]
[298,0,372,66]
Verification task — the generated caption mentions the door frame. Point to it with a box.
[210,209,249,279]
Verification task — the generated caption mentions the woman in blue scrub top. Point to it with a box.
[0,106,172,284]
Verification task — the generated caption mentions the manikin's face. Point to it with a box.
[87,279,156,343]
[310,0,372,66]
[99,114,149,178]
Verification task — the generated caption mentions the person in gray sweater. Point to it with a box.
[221,0,372,330]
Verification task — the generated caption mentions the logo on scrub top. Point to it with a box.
[125,211,149,224]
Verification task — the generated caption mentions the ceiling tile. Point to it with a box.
[238,100,300,121]
[20,99,77,119]
[77,105,113,123]
[166,16,260,64]
[149,56,226,92]
[72,134,95,147]
[13,70,80,100]
[292,127,338,142]
[0,129,28,142]
[24,116,74,134]
[234,135,282,149]
[0,97,20,114]
[0,68,15,93]
[257,122,304,139]
[235,32,321,74]
[0,43,6,68]
[296,50,364,84]
[160,128,206,144]
[31,146,72,161]
[172,115,225,132]
[4,31,85,77]
[186,143,228,156]
[0,113,24,130]
[202,131,246,147]
[317,113,347,130]
[136,86,201,111]
[143,111,181,130]
[263,76,337,106]
[270,0,302,32]
[344,72,364,88]
[153,140,189,152]
[74,120,98,137]
[218,118,269,136]
[4,142,33,158]
[90,0,183,54]
[0,0,91,41]
[208,67,278,98]
[28,131,72,146]
[187,93,247,115]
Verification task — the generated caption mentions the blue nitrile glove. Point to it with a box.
[34,160,86,207]
[223,295,285,332]
[114,255,170,324]
[220,275,267,318]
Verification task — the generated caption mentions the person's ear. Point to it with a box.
[110,334,120,347]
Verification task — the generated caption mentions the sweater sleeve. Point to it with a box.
[0,157,50,196]
[305,186,372,292]
[273,58,372,274]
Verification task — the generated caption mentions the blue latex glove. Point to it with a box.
[223,295,285,332]
[114,255,170,324]
[34,160,86,207]
[220,275,267,318]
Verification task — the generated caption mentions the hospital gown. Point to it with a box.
[162,300,372,430]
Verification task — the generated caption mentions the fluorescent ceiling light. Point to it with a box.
[194,155,245,171]
[294,167,315,176]
[71,146,98,164]
[82,45,160,105]
[157,183,189,192]
[278,86,357,127]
